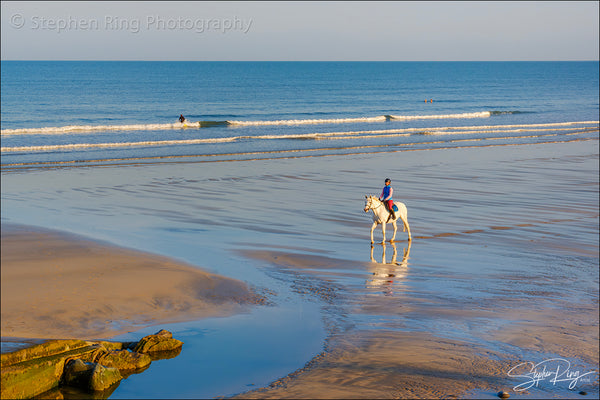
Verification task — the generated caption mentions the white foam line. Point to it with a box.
[444,120,599,130]
[2,123,597,153]
[0,122,196,136]
[413,126,598,136]
[3,136,597,169]
[1,137,236,153]
[228,116,388,126]
[3,113,597,136]
[228,111,495,126]
[316,127,596,141]
[389,111,492,120]
[301,122,599,138]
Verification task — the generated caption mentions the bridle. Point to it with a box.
[365,196,385,211]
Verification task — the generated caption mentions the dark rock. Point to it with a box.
[154,329,173,338]
[62,358,94,388]
[97,350,151,371]
[63,358,122,392]
[132,330,183,354]
[1,329,183,398]
[1,342,101,399]
[89,362,122,391]
[0,339,89,368]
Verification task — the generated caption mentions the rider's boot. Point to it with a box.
[387,209,396,223]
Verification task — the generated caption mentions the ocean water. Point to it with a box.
[1,62,598,398]
[1,61,598,167]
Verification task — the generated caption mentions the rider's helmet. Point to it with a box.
[385,178,391,183]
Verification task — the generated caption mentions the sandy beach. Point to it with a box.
[1,224,262,341]
[237,243,598,399]
[2,139,598,398]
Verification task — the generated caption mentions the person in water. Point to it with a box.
[179,114,186,123]
[379,178,396,222]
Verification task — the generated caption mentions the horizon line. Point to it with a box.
[2,59,599,62]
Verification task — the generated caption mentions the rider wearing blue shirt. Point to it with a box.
[379,178,396,221]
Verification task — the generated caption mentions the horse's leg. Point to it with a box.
[370,222,377,244]
[381,222,386,243]
[390,220,397,243]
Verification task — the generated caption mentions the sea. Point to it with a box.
[1,62,599,399]
[1,61,598,167]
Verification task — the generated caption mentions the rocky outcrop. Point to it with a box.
[0,329,183,399]
[96,349,152,372]
[130,329,183,354]
[0,340,102,399]
[62,358,123,392]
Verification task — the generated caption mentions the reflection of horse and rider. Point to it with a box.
[367,241,411,296]
[364,178,411,243]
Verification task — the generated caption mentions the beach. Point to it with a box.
[1,139,598,398]
[1,224,263,341]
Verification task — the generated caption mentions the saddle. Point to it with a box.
[384,203,398,212]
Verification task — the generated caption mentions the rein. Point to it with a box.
[367,197,386,211]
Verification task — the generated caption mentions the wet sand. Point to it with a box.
[1,224,261,341]
[239,330,511,399]
[1,140,598,398]
[237,243,598,399]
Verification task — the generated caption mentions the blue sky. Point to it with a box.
[1,1,598,61]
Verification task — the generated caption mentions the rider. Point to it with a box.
[379,178,396,222]
[179,114,186,123]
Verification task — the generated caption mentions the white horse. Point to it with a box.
[364,195,411,243]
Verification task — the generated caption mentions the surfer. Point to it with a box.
[179,114,186,123]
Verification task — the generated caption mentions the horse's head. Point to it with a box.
[364,195,377,212]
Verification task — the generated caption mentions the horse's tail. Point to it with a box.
[399,206,411,239]
[404,217,411,239]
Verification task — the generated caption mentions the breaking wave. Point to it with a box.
[2,121,597,154]
[1,111,496,136]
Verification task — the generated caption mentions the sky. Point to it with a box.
[1,1,598,61]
